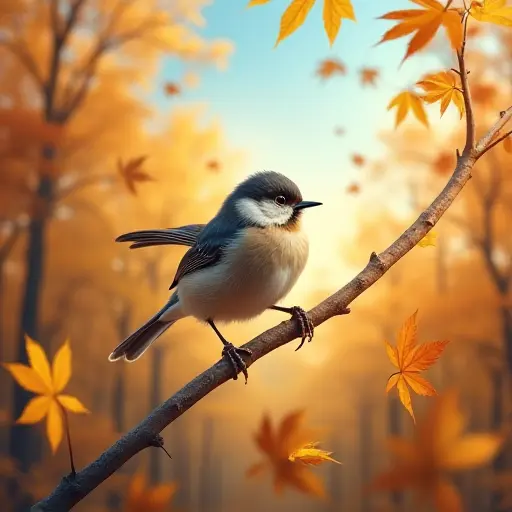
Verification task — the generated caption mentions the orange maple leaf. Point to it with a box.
[432,151,455,175]
[388,91,428,128]
[385,310,449,422]
[246,410,326,498]
[117,156,154,195]
[360,67,379,86]
[164,82,181,96]
[346,183,360,194]
[2,336,89,453]
[351,153,365,167]
[370,389,504,512]
[316,58,346,79]
[378,0,463,63]
[416,70,465,119]
[124,472,178,512]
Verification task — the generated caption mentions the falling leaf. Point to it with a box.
[418,230,437,247]
[346,183,360,194]
[432,151,455,176]
[3,336,89,453]
[334,126,346,136]
[289,442,342,466]
[385,311,449,421]
[360,67,379,86]
[416,71,465,119]
[117,156,154,195]
[247,411,326,498]
[504,135,512,153]
[470,0,512,26]
[125,472,178,512]
[370,389,504,512]
[351,154,365,167]
[388,91,429,128]
[378,0,463,62]
[163,82,181,96]
[323,0,357,46]
[316,58,346,79]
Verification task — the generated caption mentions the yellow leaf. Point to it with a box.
[25,335,53,392]
[470,0,512,26]
[2,363,49,395]
[397,376,415,422]
[385,341,399,368]
[17,396,51,424]
[289,443,342,465]
[418,230,437,247]
[403,372,436,396]
[247,0,272,5]
[388,91,428,128]
[275,0,316,46]
[417,71,465,119]
[46,400,63,453]
[323,0,356,46]
[397,310,419,366]
[57,395,90,414]
[52,339,71,393]
[441,434,504,469]
[386,373,400,392]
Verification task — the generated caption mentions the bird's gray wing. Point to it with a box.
[115,224,205,249]
[169,227,240,290]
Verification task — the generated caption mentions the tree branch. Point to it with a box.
[31,97,512,510]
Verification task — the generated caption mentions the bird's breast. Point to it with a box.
[177,226,309,321]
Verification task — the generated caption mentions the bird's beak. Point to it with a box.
[293,200,323,211]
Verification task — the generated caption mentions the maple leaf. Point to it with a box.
[417,71,465,119]
[417,230,437,247]
[164,82,180,96]
[432,151,455,176]
[247,0,271,5]
[360,67,379,86]
[504,135,512,153]
[388,91,429,128]
[378,0,463,63]
[289,442,342,466]
[316,58,346,79]
[125,472,178,512]
[385,311,449,422]
[351,153,365,166]
[370,389,504,512]
[346,183,360,194]
[3,336,89,453]
[247,410,326,498]
[117,156,154,195]
[323,0,357,46]
[470,0,512,26]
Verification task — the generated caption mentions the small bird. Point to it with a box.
[109,171,322,383]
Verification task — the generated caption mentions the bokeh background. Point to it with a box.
[1,0,512,511]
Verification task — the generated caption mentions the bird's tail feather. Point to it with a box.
[108,314,175,362]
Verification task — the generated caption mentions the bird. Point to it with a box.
[109,171,322,383]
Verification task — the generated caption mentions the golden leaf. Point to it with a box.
[57,395,90,414]
[316,58,346,79]
[470,0,512,26]
[2,363,49,395]
[247,0,272,5]
[418,230,437,247]
[17,396,51,424]
[52,339,71,394]
[26,335,53,392]
[289,442,342,465]
[388,91,429,128]
[417,70,465,118]
[47,401,63,454]
[323,0,356,46]
[276,0,316,46]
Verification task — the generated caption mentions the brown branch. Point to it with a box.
[31,94,512,509]
[478,129,512,157]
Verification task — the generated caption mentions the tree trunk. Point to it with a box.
[8,172,53,471]
[149,345,163,484]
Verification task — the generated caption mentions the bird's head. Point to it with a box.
[225,171,322,229]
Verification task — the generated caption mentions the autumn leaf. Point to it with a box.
[323,0,357,46]
[388,91,428,128]
[289,442,342,466]
[432,151,455,175]
[470,0,512,27]
[247,410,326,498]
[378,0,463,63]
[385,310,449,421]
[125,472,178,512]
[163,82,180,96]
[360,67,379,86]
[247,0,271,6]
[351,154,365,167]
[316,58,346,79]
[117,156,154,195]
[346,183,360,194]
[3,336,89,453]
[418,230,437,247]
[275,0,316,46]
[504,135,512,153]
[370,390,504,512]
[417,71,465,119]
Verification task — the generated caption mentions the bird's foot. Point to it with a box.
[289,306,315,351]
[222,342,252,384]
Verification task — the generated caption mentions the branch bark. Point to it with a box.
[31,101,512,509]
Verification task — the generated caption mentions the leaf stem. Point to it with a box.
[59,402,76,476]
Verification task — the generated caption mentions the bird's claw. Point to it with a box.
[222,342,252,384]
[290,306,315,351]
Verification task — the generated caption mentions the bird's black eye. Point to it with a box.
[274,195,286,206]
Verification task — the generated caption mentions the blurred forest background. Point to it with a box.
[1,0,512,511]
